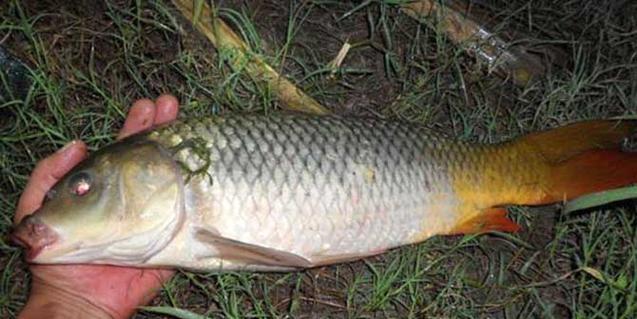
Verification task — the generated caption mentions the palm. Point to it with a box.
[30,264,171,318]
[16,95,179,318]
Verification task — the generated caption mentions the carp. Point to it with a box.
[12,114,637,271]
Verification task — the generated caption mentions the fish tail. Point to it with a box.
[526,120,637,202]
[449,120,637,235]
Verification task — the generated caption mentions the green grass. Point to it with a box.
[1,0,637,318]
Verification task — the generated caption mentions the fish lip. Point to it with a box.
[11,215,58,262]
[9,232,46,261]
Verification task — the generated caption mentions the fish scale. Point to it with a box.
[147,114,462,266]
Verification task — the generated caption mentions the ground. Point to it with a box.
[1,0,636,318]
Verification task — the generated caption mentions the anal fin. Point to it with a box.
[448,207,521,235]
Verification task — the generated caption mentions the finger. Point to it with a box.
[153,94,179,125]
[117,99,156,140]
[15,141,88,223]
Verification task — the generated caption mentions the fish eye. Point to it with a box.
[68,171,92,196]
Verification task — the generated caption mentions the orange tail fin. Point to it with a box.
[450,120,637,235]
[522,120,637,203]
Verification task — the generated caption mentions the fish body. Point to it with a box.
[12,113,637,271]
[147,115,468,270]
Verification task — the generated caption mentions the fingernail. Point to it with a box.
[56,140,77,154]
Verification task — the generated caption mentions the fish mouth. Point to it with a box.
[11,215,58,261]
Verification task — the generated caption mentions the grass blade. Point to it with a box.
[139,306,209,319]
[564,185,637,214]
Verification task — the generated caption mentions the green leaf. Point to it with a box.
[616,273,628,289]
[564,185,637,214]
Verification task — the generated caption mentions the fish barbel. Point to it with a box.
[11,114,637,271]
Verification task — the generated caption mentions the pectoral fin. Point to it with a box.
[194,228,312,268]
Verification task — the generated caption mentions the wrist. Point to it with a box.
[20,282,116,319]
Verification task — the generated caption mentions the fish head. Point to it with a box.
[12,139,185,265]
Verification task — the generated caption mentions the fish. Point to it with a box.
[11,113,637,271]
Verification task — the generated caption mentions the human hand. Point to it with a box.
[15,95,179,319]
